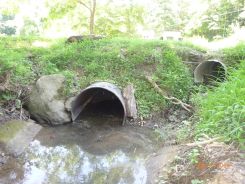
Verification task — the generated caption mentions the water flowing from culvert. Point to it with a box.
[2,117,161,184]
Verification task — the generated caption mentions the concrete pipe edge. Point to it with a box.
[71,82,127,125]
[194,59,227,83]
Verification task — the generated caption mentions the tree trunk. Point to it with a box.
[79,0,96,35]
[89,0,96,35]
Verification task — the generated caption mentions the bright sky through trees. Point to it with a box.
[0,0,244,41]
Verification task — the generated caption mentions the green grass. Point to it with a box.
[222,42,245,67]
[0,36,194,117]
[195,61,245,148]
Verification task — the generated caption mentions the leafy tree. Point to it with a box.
[156,0,176,31]
[0,14,16,35]
[192,0,245,40]
[48,0,96,35]
[47,0,145,36]
[95,0,144,36]
[147,0,193,35]
[20,18,40,36]
[78,0,96,34]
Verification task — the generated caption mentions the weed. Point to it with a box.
[222,42,245,67]
[195,61,245,147]
[188,148,200,164]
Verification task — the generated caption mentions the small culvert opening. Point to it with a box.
[72,82,126,126]
[194,60,226,84]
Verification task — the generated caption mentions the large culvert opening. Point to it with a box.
[72,86,126,126]
[194,60,226,84]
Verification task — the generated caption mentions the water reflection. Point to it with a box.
[22,140,147,184]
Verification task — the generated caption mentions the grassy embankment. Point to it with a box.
[0,37,244,147]
[194,43,245,148]
[0,37,195,118]
[169,43,245,148]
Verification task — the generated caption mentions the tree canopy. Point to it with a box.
[0,0,244,40]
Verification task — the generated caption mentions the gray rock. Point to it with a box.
[83,121,91,129]
[0,120,42,156]
[27,74,71,125]
[65,96,76,112]
[168,115,177,122]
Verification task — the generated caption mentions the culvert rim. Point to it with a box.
[194,59,227,83]
[71,82,127,125]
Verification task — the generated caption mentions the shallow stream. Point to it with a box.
[1,115,164,184]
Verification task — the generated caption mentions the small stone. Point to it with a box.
[83,121,91,129]
[96,135,103,142]
[154,124,159,129]
[169,115,177,122]
[183,120,191,125]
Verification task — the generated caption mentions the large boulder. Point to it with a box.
[27,74,71,125]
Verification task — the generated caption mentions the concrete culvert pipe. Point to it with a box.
[71,82,126,125]
[194,60,227,84]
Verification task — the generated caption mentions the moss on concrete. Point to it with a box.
[0,120,25,143]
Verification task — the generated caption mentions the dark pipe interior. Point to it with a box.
[76,89,124,126]
[211,62,226,81]
[204,62,226,84]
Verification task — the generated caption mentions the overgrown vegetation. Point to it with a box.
[0,37,194,117]
[195,61,245,148]
[222,42,245,67]
[1,36,244,146]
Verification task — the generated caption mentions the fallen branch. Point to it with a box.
[186,137,222,147]
[145,76,193,112]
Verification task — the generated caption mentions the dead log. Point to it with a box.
[186,137,221,147]
[123,84,137,119]
[145,76,193,112]
[66,35,104,43]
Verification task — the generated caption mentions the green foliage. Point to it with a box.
[40,38,192,117]
[0,92,15,101]
[192,0,244,40]
[176,120,193,142]
[0,36,193,118]
[96,2,145,36]
[153,48,192,100]
[2,0,244,39]
[20,18,40,36]
[0,14,16,35]
[0,25,16,35]
[188,148,200,164]
[153,128,167,141]
[153,0,192,32]
[222,42,245,67]
[195,61,245,147]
